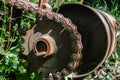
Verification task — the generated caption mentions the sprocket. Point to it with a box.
[6,0,83,79]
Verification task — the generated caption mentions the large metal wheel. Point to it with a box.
[58,3,119,78]
[6,0,83,79]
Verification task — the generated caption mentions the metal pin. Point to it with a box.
[60,28,66,34]
[47,29,52,34]
[57,44,63,50]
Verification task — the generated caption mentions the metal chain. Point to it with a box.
[6,0,83,79]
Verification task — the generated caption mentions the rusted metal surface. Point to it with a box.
[32,33,57,57]
[6,0,83,79]
[5,0,119,79]
[38,0,52,12]
[58,3,119,78]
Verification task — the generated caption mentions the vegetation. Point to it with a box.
[0,0,120,80]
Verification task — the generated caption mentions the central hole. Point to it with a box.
[36,41,47,52]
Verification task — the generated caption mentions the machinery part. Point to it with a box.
[38,0,52,12]
[5,0,119,79]
[58,3,119,78]
[6,0,83,79]
[54,0,84,4]
[32,34,57,57]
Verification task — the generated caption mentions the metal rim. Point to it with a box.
[58,3,118,78]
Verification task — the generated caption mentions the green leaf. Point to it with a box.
[94,77,101,80]
[18,65,26,74]
[13,24,18,31]
[5,53,19,69]
[10,45,22,53]
[105,66,116,71]
[10,37,17,43]
[30,72,46,79]
[35,72,46,79]
[104,75,112,80]
[0,76,6,80]
[17,74,31,80]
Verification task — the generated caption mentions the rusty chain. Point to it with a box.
[6,0,83,79]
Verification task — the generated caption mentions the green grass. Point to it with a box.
[0,0,120,80]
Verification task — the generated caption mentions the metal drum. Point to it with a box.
[58,3,119,78]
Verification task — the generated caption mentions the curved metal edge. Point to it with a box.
[58,3,118,78]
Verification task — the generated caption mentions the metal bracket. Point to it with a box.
[38,0,52,12]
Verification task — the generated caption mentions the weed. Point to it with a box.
[0,1,28,80]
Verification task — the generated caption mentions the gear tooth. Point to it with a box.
[22,37,29,56]
[21,29,33,56]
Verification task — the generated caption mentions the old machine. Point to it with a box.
[0,0,120,79]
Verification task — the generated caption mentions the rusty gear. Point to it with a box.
[6,0,83,79]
